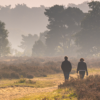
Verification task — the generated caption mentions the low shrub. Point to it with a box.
[10,72,20,79]
[1,72,10,79]
[0,57,100,79]
[58,75,100,100]
[42,74,47,77]
[26,79,36,84]
[0,57,63,79]
[27,74,34,79]
[18,79,26,83]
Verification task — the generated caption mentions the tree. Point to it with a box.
[32,40,45,56]
[19,34,38,56]
[75,1,100,57]
[44,5,84,56]
[0,21,10,56]
[39,31,48,44]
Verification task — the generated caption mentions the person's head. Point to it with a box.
[80,58,84,62]
[64,56,68,61]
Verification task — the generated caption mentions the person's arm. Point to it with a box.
[61,62,63,70]
[85,63,88,76]
[77,63,79,73]
[70,62,72,72]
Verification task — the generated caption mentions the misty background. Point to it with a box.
[0,1,89,50]
[0,1,99,57]
[0,2,89,51]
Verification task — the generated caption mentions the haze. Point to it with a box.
[0,0,99,8]
[0,0,100,57]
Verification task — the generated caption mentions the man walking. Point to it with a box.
[61,56,72,81]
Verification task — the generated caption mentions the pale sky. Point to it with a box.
[0,0,100,8]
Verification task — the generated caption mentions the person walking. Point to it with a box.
[77,58,88,79]
[61,56,72,81]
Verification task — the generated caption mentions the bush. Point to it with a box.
[0,57,100,79]
[26,79,36,84]
[18,79,26,83]
[58,75,100,100]
[27,74,34,79]
[10,72,20,79]
[41,74,47,77]
[20,72,27,77]
[1,72,10,79]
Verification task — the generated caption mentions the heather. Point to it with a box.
[59,75,100,100]
[0,57,100,79]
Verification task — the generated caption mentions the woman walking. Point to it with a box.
[77,58,88,79]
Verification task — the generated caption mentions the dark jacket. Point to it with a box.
[61,60,72,72]
[77,61,88,73]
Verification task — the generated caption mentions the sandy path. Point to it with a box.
[0,86,58,100]
[0,74,64,100]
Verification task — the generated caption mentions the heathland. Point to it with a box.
[0,57,100,100]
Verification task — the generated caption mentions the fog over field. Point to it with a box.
[0,1,89,51]
[0,0,100,57]
[0,1,100,100]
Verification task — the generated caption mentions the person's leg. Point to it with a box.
[79,71,85,79]
[64,72,69,81]
[64,72,66,81]
[82,71,85,79]
[79,71,82,79]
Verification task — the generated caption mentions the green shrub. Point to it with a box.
[18,79,26,83]
[26,79,36,84]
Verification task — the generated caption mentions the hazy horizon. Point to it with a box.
[0,0,99,54]
[0,0,99,8]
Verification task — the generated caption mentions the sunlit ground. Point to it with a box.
[0,68,99,100]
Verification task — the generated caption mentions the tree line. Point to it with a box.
[0,1,100,57]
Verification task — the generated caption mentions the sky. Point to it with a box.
[0,0,100,8]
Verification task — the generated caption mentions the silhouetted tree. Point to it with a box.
[0,21,10,56]
[62,7,84,56]
[32,40,45,56]
[75,1,100,57]
[19,34,38,56]
[39,31,48,44]
[0,4,48,51]
[44,5,84,56]
[44,5,65,56]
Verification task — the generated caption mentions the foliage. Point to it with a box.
[0,57,100,79]
[18,79,26,83]
[39,31,48,44]
[32,40,46,56]
[19,34,39,56]
[0,21,10,56]
[59,75,100,100]
[0,57,62,79]
[18,79,36,84]
[44,5,84,56]
[75,1,100,57]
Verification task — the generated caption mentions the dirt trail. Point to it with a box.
[0,74,64,100]
[0,86,58,100]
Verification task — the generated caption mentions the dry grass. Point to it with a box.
[0,56,77,79]
[59,75,100,100]
[0,56,100,79]
[0,74,64,100]
[0,57,100,100]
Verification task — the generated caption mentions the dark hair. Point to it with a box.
[64,56,68,60]
[80,58,84,61]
